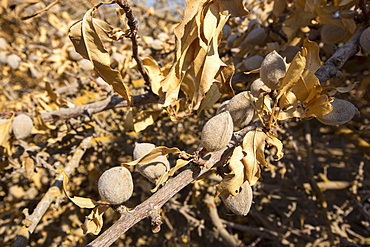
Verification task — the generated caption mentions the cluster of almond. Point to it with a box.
[199,50,358,216]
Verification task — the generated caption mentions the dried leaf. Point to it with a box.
[69,7,133,104]
[160,0,243,112]
[123,146,182,166]
[81,205,110,235]
[143,57,164,96]
[277,51,306,100]
[303,38,321,73]
[216,146,245,196]
[291,69,320,104]
[305,94,333,118]
[265,133,284,160]
[62,171,99,209]
[241,129,267,186]
[133,110,162,133]
[0,118,13,149]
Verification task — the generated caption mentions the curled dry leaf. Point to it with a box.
[68,6,133,105]
[160,0,247,111]
[241,129,267,186]
[81,205,110,235]
[216,146,246,196]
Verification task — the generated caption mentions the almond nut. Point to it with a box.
[243,55,264,71]
[317,98,357,126]
[133,143,170,183]
[98,166,133,205]
[201,111,234,152]
[12,114,33,140]
[225,91,255,128]
[250,78,271,97]
[260,50,286,90]
[220,180,253,216]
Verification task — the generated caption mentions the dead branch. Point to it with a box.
[41,92,158,122]
[115,0,153,87]
[204,187,241,247]
[315,26,366,84]
[86,126,255,247]
[12,135,93,247]
[21,0,60,20]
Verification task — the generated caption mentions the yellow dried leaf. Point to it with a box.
[303,38,321,73]
[143,57,164,96]
[151,159,191,193]
[277,51,306,99]
[265,133,284,160]
[133,110,162,133]
[0,118,13,149]
[160,0,242,112]
[69,196,98,209]
[241,129,267,186]
[81,205,110,235]
[123,146,182,166]
[216,146,245,196]
[291,69,320,104]
[69,8,132,105]
[305,94,333,118]
[62,171,98,209]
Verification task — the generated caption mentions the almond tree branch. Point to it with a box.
[12,135,93,247]
[115,0,153,87]
[41,93,158,122]
[87,126,255,247]
[315,26,366,84]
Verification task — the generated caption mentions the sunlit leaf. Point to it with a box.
[303,38,321,73]
[0,118,13,149]
[241,129,267,186]
[123,146,183,166]
[265,133,284,160]
[69,7,133,105]
[305,94,333,118]
[133,110,162,133]
[216,146,246,196]
[81,205,110,235]
[62,171,99,209]
[277,51,306,100]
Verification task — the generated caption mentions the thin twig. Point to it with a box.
[315,26,366,84]
[21,0,60,20]
[40,93,158,122]
[115,0,153,87]
[12,135,93,247]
